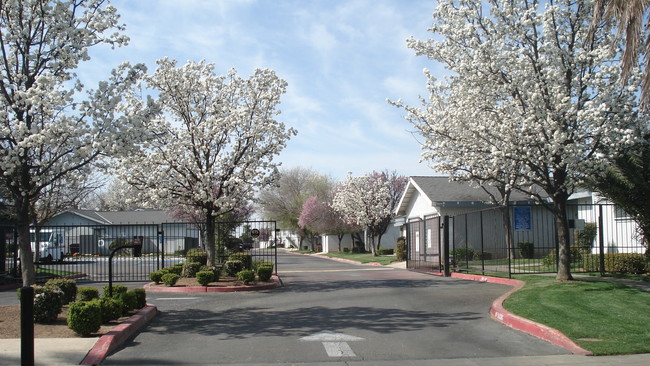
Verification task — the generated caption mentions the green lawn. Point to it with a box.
[504,275,650,355]
[321,252,397,266]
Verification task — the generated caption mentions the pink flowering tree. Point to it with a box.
[299,195,358,252]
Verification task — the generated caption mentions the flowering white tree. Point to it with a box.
[332,174,392,255]
[395,0,645,281]
[0,0,154,285]
[117,58,296,265]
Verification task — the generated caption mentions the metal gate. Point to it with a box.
[1,220,277,283]
[405,216,442,272]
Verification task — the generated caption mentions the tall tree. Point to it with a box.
[589,133,650,257]
[332,173,392,256]
[368,170,407,251]
[116,58,296,266]
[258,167,330,248]
[589,0,650,107]
[298,194,358,252]
[397,0,645,281]
[0,0,153,285]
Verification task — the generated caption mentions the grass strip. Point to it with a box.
[322,252,396,265]
[504,275,650,355]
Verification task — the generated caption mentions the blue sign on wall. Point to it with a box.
[514,206,532,231]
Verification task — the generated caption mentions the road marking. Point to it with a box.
[153,297,199,300]
[323,342,356,357]
[300,331,364,358]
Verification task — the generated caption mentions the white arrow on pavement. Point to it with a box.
[300,331,365,357]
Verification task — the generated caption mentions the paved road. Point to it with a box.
[103,252,568,364]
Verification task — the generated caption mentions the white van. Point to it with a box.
[29,229,66,263]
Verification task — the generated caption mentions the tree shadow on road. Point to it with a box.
[143,305,482,340]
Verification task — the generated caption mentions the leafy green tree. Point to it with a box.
[590,135,650,257]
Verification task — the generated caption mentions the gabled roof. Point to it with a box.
[395,176,536,216]
[57,209,182,225]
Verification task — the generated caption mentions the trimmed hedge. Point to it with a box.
[396,237,407,261]
[67,300,102,336]
[44,278,77,305]
[103,284,127,298]
[199,265,221,281]
[228,253,252,270]
[257,266,273,281]
[77,287,99,302]
[237,269,255,284]
[186,248,208,265]
[181,261,202,278]
[150,270,164,284]
[29,285,64,323]
[132,289,147,309]
[98,297,123,323]
[162,273,180,286]
[378,248,394,255]
[196,270,215,286]
[224,260,243,277]
[517,242,534,259]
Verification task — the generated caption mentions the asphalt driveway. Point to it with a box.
[102,252,568,364]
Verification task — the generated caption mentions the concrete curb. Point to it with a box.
[81,304,159,365]
[431,272,592,355]
[143,275,282,293]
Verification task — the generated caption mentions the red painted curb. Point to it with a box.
[143,275,282,293]
[429,271,592,355]
[81,305,158,365]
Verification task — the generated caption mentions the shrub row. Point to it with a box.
[543,251,648,274]
[17,279,147,336]
[149,253,274,287]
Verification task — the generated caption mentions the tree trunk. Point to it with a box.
[337,234,343,252]
[16,198,35,286]
[501,205,515,260]
[204,208,216,266]
[554,198,573,281]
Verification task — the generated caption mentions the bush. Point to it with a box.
[257,266,273,281]
[517,242,534,259]
[199,265,221,281]
[167,263,184,275]
[228,252,252,270]
[181,261,202,278]
[378,248,394,255]
[118,291,138,314]
[224,260,243,277]
[196,270,215,286]
[103,284,127,298]
[237,269,255,284]
[604,253,647,274]
[542,247,585,268]
[396,237,407,261]
[97,297,123,323]
[343,247,350,253]
[30,285,64,323]
[67,300,102,336]
[575,222,598,253]
[162,273,180,286]
[451,248,476,262]
[77,287,99,302]
[132,289,147,309]
[150,270,165,284]
[474,251,492,260]
[186,248,208,266]
[45,278,77,304]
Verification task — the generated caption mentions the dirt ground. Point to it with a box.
[0,305,124,339]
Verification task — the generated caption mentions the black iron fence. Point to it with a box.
[1,220,277,283]
[405,204,647,277]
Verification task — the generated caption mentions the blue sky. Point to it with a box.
[80,0,443,180]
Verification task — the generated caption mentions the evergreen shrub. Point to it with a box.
[196,270,215,286]
[67,300,101,336]
[228,252,252,270]
[77,287,99,302]
[186,249,208,265]
[182,261,202,278]
[45,278,77,304]
[237,269,255,284]
[224,260,243,277]
[162,273,180,286]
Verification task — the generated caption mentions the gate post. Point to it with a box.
[20,286,34,366]
[443,215,451,277]
[598,205,605,276]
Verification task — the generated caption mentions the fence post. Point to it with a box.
[443,215,451,277]
[598,205,605,276]
[20,286,34,366]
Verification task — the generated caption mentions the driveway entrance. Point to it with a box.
[103,252,568,364]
